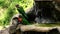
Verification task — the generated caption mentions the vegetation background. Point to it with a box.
[0,0,33,26]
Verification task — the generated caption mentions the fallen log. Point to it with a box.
[0,24,60,34]
[17,24,58,32]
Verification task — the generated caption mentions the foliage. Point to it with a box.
[0,0,33,26]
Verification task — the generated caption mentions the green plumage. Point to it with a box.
[17,6,28,19]
[16,6,30,25]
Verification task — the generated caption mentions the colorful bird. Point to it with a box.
[16,5,30,25]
